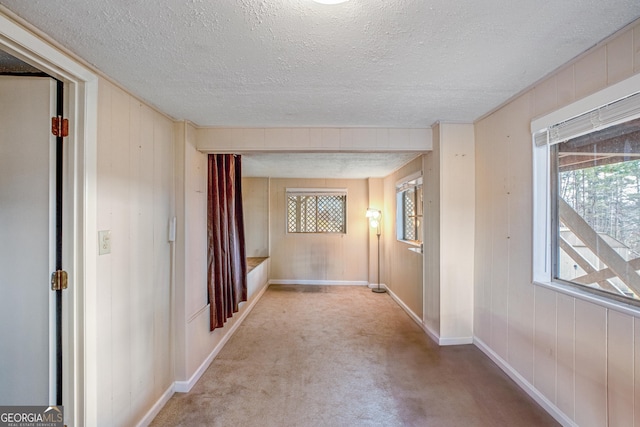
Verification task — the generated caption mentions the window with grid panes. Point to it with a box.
[286,189,347,233]
[396,175,423,244]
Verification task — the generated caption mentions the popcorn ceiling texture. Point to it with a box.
[1,0,639,127]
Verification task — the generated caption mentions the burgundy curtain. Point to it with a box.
[207,154,247,331]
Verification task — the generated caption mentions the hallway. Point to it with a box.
[151,285,557,426]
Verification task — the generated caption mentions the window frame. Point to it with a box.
[532,72,640,314]
[395,172,423,247]
[285,188,348,234]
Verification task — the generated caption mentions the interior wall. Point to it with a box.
[95,78,174,426]
[382,156,424,318]
[474,20,640,426]
[174,128,271,390]
[269,178,368,283]
[439,123,475,342]
[423,130,440,336]
[242,177,269,257]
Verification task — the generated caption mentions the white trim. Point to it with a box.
[531,72,640,134]
[439,336,473,345]
[134,384,175,427]
[269,279,368,286]
[534,280,640,318]
[173,281,270,393]
[386,286,472,346]
[0,11,99,426]
[395,170,423,188]
[531,70,640,314]
[286,187,348,195]
[473,337,577,427]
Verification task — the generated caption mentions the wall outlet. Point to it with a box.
[98,230,111,255]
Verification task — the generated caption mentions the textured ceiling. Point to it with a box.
[2,1,640,179]
[1,0,640,128]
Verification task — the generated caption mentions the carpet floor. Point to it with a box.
[150,285,558,426]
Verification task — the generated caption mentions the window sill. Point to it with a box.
[533,279,640,318]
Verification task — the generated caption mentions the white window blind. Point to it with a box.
[534,90,640,147]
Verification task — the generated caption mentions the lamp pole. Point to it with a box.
[372,222,386,293]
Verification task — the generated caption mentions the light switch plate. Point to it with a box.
[98,230,111,255]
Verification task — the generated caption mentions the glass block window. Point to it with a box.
[286,188,347,234]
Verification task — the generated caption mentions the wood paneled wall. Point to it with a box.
[96,79,175,426]
[474,20,640,426]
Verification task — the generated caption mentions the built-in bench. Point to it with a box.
[246,257,269,296]
[247,257,268,274]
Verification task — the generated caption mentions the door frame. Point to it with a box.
[0,9,99,426]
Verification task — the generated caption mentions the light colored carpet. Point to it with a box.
[151,285,558,426]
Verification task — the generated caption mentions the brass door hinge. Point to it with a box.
[51,116,69,138]
[51,270,68,291]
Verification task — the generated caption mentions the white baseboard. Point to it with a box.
[384,286,439,344]
[269,279,368,286]
[473,337,576,427]
[439,336,473,345]
[174,281,270,393]
[135,383,174,427]
[385,287,473,346]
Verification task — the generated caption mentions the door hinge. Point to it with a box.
[51,270,68,291]
[51,116,69,138]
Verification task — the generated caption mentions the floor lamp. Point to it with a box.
[366,208,386,293]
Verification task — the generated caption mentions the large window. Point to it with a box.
[396,174,423,244]
[286,188,347,234]
[533,80,640,305]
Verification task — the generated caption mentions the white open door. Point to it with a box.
[0,75,57,404]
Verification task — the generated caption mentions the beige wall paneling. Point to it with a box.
[439,123,475,343]
[574,300,607,427]
[172,121,188,382]
[607,29,634,85]
[383,157,424,318]
[185,125,207,319]
[488,106,510,361]
[95,79,114,424]
[128,99,155,419]
[556,66,576,111]
[423,149,440,336]
[533,286,557,406]
[533,74,558,118]
[555,293,576,421]
[95,79,175,425]
[196,127,432,152]
[607,310,634,427]
[153,107,175,399]
[505,95,535,383]
[243,177,270,257]
[269,178,368,283]
[475,20,640,426]
[473,120,492,344]
[109,83,133,427]
[173,133,271,390]
[574,45,607,100]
